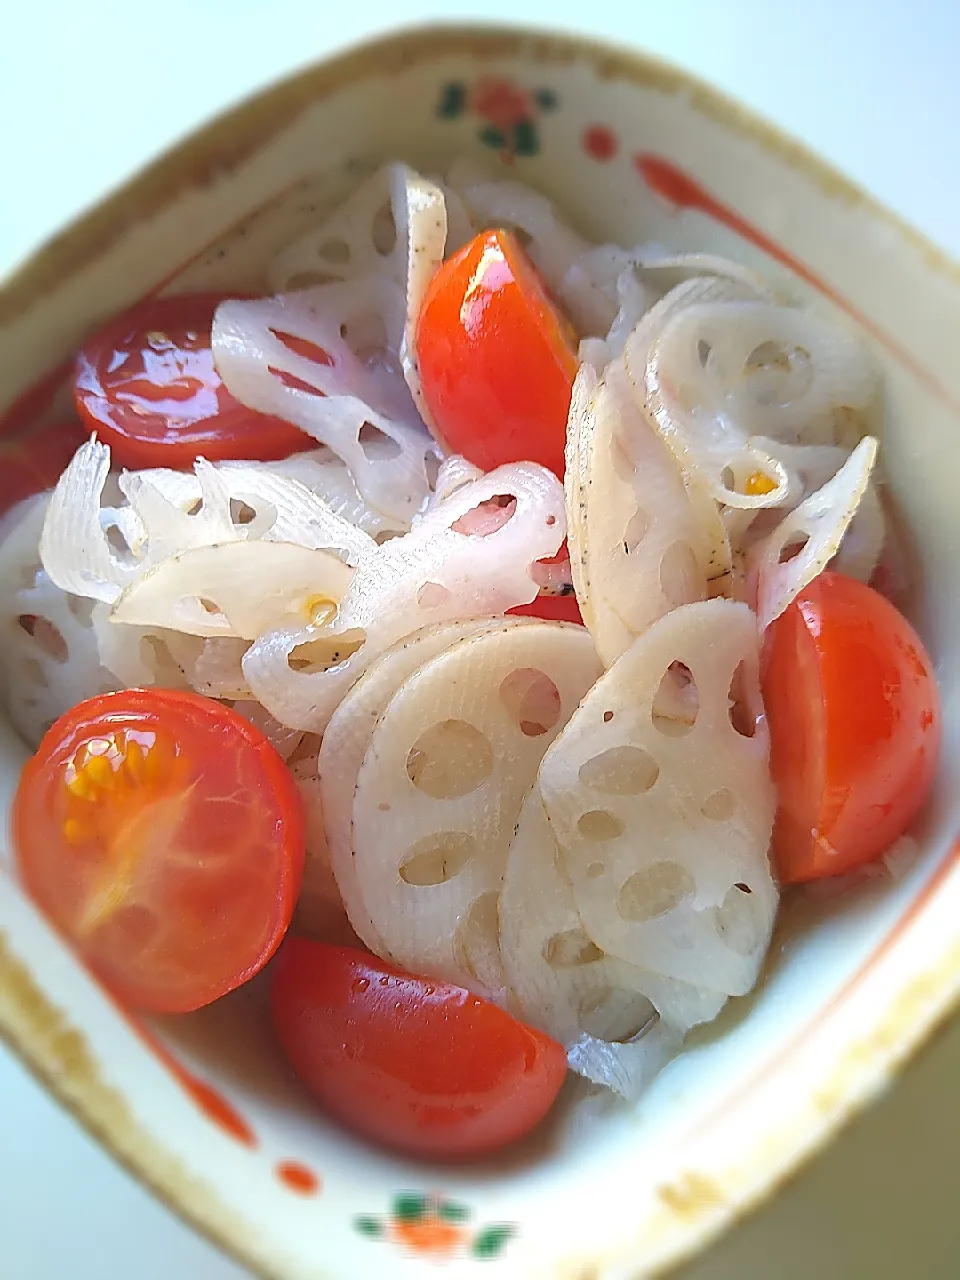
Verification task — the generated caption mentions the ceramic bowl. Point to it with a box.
[0,23,958,1280]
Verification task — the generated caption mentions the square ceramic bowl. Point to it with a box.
[0,23,958,1280]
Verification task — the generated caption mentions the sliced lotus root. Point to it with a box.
[566,357,706,667]
[349,620,602,996]
[754,436,878,629]
[317,619,517,956]
[287,739,358,947]
[269,162,414,294]
[242,461,566,733]
[500,788,727,1047]
[213,282,437,524]
[0,497,120,746]
[539,599,777,996]
[111,540,353,640]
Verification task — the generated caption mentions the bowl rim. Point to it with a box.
[0,20,958,1280]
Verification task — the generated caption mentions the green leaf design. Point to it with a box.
[479,125,507,151]
[437,82,466,118]
[438,1198,471,1223]
[471,1224,516,1259]
[354,1215,383,1238]
[392,1191,428,1223]
[513,120,539,157]
[535,88,558,110]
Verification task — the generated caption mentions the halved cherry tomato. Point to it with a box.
[13,688,304,1013]
[0,421,87,516]
[270,939,567,1158]
[73,293,310,468]
[416,229,578,477]
[762,572,941,883]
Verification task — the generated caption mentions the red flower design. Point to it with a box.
[470,77,533,131]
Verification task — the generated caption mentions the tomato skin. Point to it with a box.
[73,294,309,468]
[762,572,941,883]
[270,939,567,1158]
[416,229,578,477]
[0,421,86,516]
[14,688,305,1013]
[510,592,583,624]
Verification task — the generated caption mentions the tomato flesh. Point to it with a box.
[270,939,567,1158]
[14,688,305,1012]
[762,572,941,883]
[73,293,309,468]
[416,229,578,477]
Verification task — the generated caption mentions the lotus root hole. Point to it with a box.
[316,237,350,265]
[577,810,624,842]
[451,494,516,536]
[499,668,561,736]
[659,540,700,609]
[18,615,68,663]
[652,661,699,736]
[416,581,453,609]
[405,720,493,799]
[617,861,695,922]
[230,499,257,526]
[586,861,605,880]
[714,885,765,955]
[542,928,603,969]
[701,788,736,821]
[603,710,614,723]
[777,533,811,565]
[579,745,659,795]
[424,451,441,490]
[399,832,475,885]
[270,329,334,367]
[357,423,402,462]
[728,661,759,738]
[371,201,398,256]
[578,988,657,1042]
[622,508,650,556]
[287,631,365,673]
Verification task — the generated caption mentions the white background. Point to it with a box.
[2,2,960,1276]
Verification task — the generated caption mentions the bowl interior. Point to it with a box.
[0,27,958,1280]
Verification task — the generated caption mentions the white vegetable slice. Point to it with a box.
[256,450,409,541]
[287,740,358,946]
[90,606,202,691]
[242,461,566,732]
[500,789,728,1100]
[318,619,518,956]
[754,435,879,629]
[0,496,120,745]
[539,599,778,996]
[396,168,448,424]
[413,455,484,523]
[40,438,142,603]
[213,284,438,523]
[122,458,376,568]
[269,162,414,294]
[349,620,602,995]
[621,280,771,583]
[566,357,706,667]
[110,540,353,639]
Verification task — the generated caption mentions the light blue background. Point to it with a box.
[1,3,959,1276]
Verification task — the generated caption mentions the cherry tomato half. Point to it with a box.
[416,229,578,477]
[762,572,941,883]
[14,688,305,1013]
[0,421,86,516]
[270,939,567,1158]
[73,293,310,468]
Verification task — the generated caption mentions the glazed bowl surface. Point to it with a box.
[0,24,958,1280]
